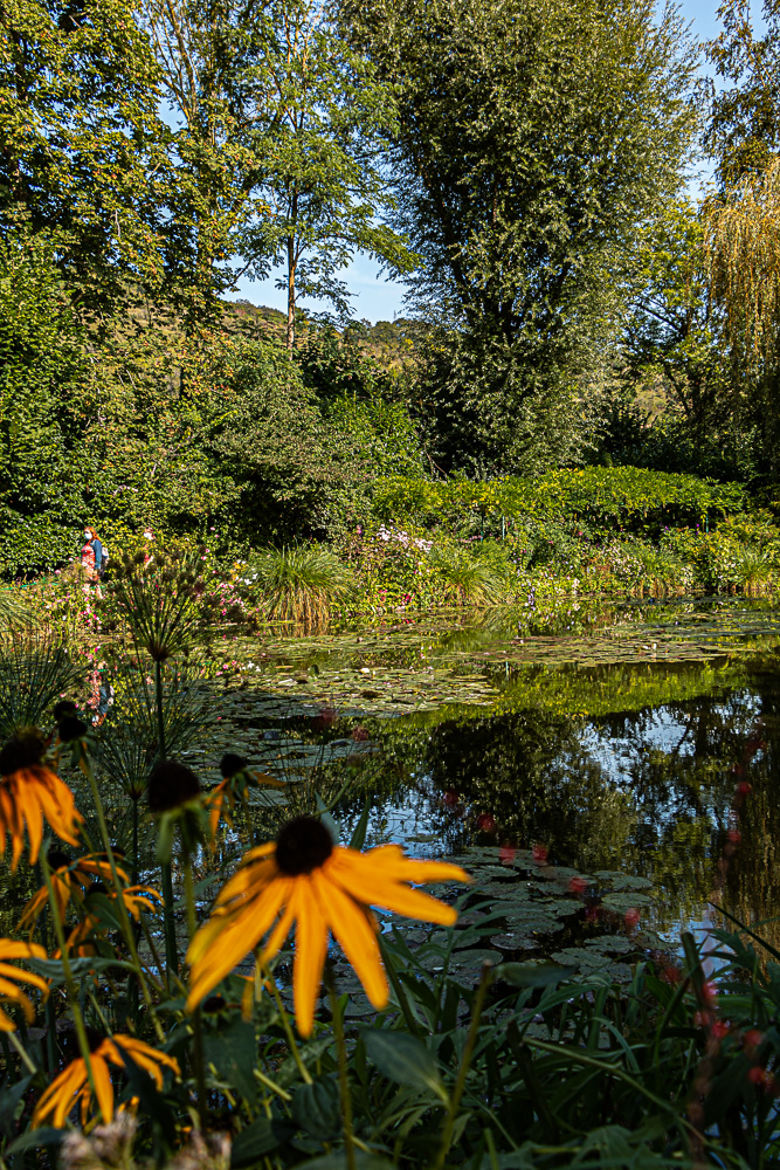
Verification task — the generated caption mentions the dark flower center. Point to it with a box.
[0,732,44,775]
[220,753,247,780]
[275,816,333,876]
[147,760,201,813]
[202,994,226,1014]
[53,700,78,721]
[58,715,88,743]
[48,848,71,870]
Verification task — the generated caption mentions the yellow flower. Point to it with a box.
[0,733,82,870]
[32,1035,180,1129]
[0,939,48,1030]
[19,853,127,933]
[19,852,160,956]
[206,754,285,839]
[186,816,470,1035]
[63,884,160,956]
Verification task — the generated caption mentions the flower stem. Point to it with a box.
[327,967,356,1170]
[264,964,313,1085]
[7,1028,37,1076]
[183,858,207,1125]
[154,658,179,980]
[432,962,493,1170]
[80,752,166,1042]
[40,852,104,1120]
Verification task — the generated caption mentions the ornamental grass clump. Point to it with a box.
[0,627,81,739]
[244,545,353,630]
[427,544,508,607]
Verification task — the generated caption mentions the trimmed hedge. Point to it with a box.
[371,467,747,534]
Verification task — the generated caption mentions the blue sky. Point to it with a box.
[228,0,746,323]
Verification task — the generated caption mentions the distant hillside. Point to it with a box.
[225,300,426,369]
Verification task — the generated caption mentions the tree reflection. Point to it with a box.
[328,656,780,937]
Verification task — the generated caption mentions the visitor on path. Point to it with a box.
[142,527,155,567]
[80,526,105,596]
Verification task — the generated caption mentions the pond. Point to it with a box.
[5,597,776,987]
[189,597,780,967]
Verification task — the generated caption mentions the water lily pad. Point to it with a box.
[600,892,650,914]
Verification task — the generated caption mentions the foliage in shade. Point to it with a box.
[0,234,93,575]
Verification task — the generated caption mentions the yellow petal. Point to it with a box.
[186,878,290,1010]
[314,871,388,1010]
[91,1054,115,1124]
[292,880,328,1037]
[328,853,459,925]
[358,845,471,885]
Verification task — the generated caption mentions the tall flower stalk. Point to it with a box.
[111,551,204,982]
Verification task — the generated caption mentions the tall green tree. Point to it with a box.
[142,0,272,328]
[705,0,780,185]
[597,200,758,479]
[143,0,412,342]
[0,0,165,314]
[342,0,697,474]
[243,0,414,350]
[703,158,780,480]
[701,3,780,480]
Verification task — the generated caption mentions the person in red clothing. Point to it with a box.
[80,526,104,596]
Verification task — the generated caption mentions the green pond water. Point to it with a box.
[187,597,780,970]
[5,597,779,994]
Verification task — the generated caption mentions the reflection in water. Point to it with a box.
[327,656,780,944]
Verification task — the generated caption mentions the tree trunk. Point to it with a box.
[286,235,297,351]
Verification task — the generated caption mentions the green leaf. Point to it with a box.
[349,797,371,850]
[0,1074,31,1136]
[231,1116,292,1167]
[28,957,135,983]
[294,1153,396,1170]
[363,1029,448,1103]
[203,1016,259,1103]
[497,962,576,988]
[6,1127,63,1155]
[292,1077,341,1140]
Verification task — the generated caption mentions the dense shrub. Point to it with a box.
[372,467,747,537]
[0,234,93,575]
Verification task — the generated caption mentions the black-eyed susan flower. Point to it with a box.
[32,1035,180,1129]
[0,732,82,869]
[186,816,470,1036]
[19,852,122,933]
[0,939,48,1030]
[148,759,205,862]
[206,753,285,839]
[63,884,161,955]
[20,851,160,955]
